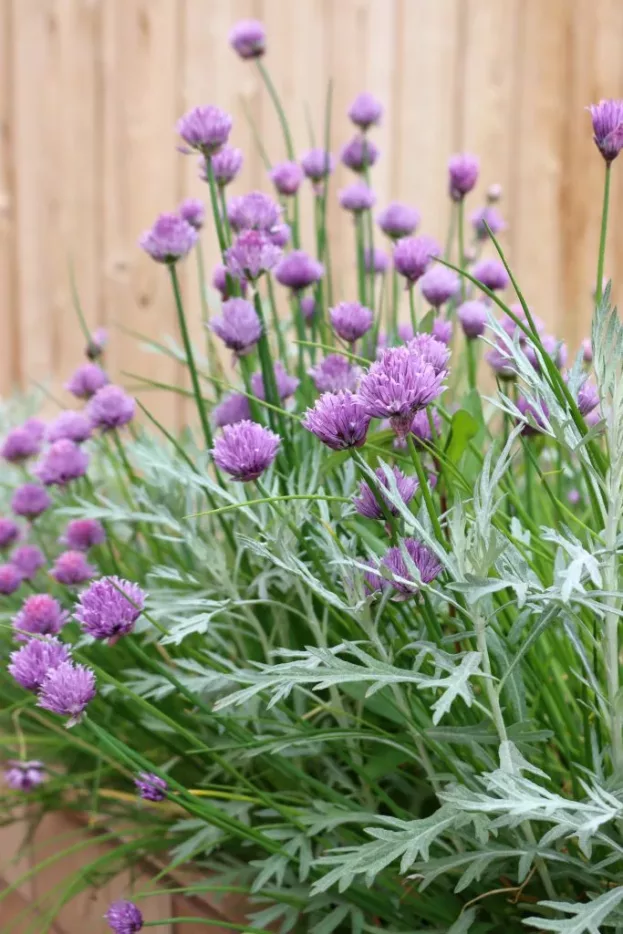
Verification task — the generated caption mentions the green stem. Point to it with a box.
[355,214,367,306]
[595,161,611,306]
[391,267,400,343]
[457,199,466,302]
[466,339,477,391]
[251,288,287,442]
[405,434,445,548]
[408,285,418,335]
[267,274,287,361]
[256,60,295,160]
[203,156,228,260]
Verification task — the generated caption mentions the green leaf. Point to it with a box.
[445,409,479,465]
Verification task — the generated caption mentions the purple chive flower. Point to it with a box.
[458,300,488,339]
[62,519,106,552]
[9,637,71,692]
[178,197,205,230]
[578,380,600,416]
[340,135,380,173]
[11,484,51,520]
[472,258,510,292]
[24,418,46,442]
[364,247,389,275]
[339,182,376,213]
[135,771,168,802]
[588,99,623,162]
[309,355,362,393]
[381,538,443,598]
[0,518,20,549]
[302,391,370,450]
[586,407,604,429]
[269,161,304,196]
[47,411,93,444]
[139,213,197,264]
[213,393,251,428]
[517,396,549,435]
[358,346,446,437]
[353,466,418,520]
[225,230,282,281]
[88,385,135,431]
[251,362,299,401]
[11,545,45,580]
[105,900,144,934]
[330,302,374,343]
[212,263,247,299]
[568,488,581,506]
[51,551,96,586]
[4,760,46,792]
[75,576,146,641]
[397,323,414,344]
[212,421,280,481]
[471,205,506,240]
[177,105,233,155]
[486,342,517,380]
[269,223,291,248]
[394,236,441,284]
[38,661,96,725]
[348,92,383,129]
[86,327,108,361]
[35,440,89,487]
[274,251,324,291]
[210,298,262,354]
[432,316,453,345]
[407,407,442,446]
[500,305,545,341]
[0,564,22,595]
[301,149,335,182]
[300,295,316,323]
[406,333,451,375]
[448,153,479,201]
[582,338,593,363]
[1,424,42,462]
[377,202,420,240]
[229,19,266,59]
[65,363,109,400]
[12,594,68,641]
[420,267,459,307]
[524,334,567,372]
[202,146,243,186]
[227,191,282,233]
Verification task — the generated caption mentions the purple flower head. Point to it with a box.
[11,484,51,520]
[517,396,549,435]
[448,153,479,201]
[381,537,443,598]
[339,182,376,213]
[393,236,441,284]
[330,302,374,343]
[251,362,299,401]
[588,99,623,162]
[11,545,45,580]
[12,594,68,641]
[65,363,109,400]
[229,19,266,59]
[0,518,20,549]
[361,560,389,597]
[473,258,510,292]
[486,342,517,380]
[88,385,135,431]
[225,230,282,281]
[582,338,593,364]
[377,202,420,240]
[86,327,108,361]
[364,247,389,275]
[348,92,383,129]
[105,900,144,934]
[213,393,251,428]
[212,263,247,300]
[47,411,93,444]
[358,346,446,437]
[139,213,197,264]
[300,295,316,323]
[210,298,262,354]
[4,760,46,792]
[458,300,488,339]
[524,334,567,372]
[24,418,46,442]
[1,423,42,462]
[76,576,146,641]
[340,135,380,173]
[471,205,506,241]
[308,354,362,393]
[178,197,205,230]
[9,637,71,692]
[227,191,282,233]
[406,333,451,375]
[301,149,335,182]
[34,440,89,487]
[38,661,95,725]
[51,551,96,586]
[586,406,604,430]
[202,146,243,186]
[274,251,324,291]
[397,323,414,344]
[432,316,453,346]
[62,518,106,552]
[408,407,442,446]
[212,421,280,481]
[135,771,168,803]
[578,380,600,416]
[0,564,22,595]
[353,466,418,520]
[420,266,459,307]
[500,305,545,341]
[269,161,304,196]
[270,223,291,248]
[177,105,233,155]
[568,488,581,506]
[303,391,370,450]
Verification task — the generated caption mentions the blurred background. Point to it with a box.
[1,0,623,428]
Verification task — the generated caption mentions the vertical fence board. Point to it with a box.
[0,0,16,396]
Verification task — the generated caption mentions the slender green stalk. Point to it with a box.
[405,434,445,547]
[203,155,228,260]
[408,285,418,334]
[355,214,367,307]
[457,199,466,302]
[595,161,611,306]
[252,288,288,443]
[390,268,400,343]
[466,338,477,390]
[256,60,295,160]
